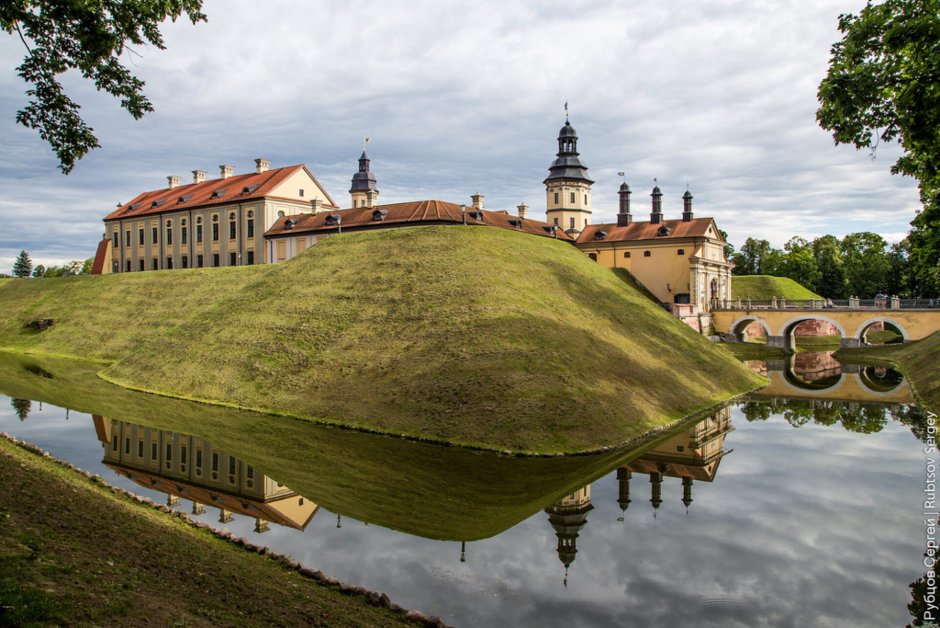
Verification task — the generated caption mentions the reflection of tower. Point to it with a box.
[545,485,593,586]
[617,468,632,521]
[619,408,733,513]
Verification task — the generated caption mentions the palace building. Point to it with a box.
[93,114,733,316]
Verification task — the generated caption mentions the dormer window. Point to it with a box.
[372,209,388,221]
[508,218,523,228]
[151,199,166,208]
[594,230,607,241]
[283,219,296,230]
[468,211,484,222]
[657,226,671,237]
[242,184,260,194]
[176,194,193,204]
[210,188,228,199]
[325,214,342,226]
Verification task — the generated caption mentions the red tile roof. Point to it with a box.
[91,238,110,275]
[104,165,337,221]
[577,217,721,244]
[264,200,575,241]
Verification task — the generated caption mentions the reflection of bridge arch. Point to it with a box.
[780,356,845,395]
[854,317,909,342]
[858,366,906,395]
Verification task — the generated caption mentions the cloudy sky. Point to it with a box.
[0,0,921,270]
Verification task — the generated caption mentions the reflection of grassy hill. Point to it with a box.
[0,352,670,541]
[732,275,821,300]
[836,331,940,413]
[0,226,761,453]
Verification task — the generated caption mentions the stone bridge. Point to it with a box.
[712,302,940,350]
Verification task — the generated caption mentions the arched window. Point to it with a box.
[677,249,685,255]
[644,250,651,257]
[623,251,631,258]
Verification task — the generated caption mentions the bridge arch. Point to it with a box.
[853,317,909,343]
[728,315,771,340]
[779,314,847,339]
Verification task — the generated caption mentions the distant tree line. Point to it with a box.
[727,232,929,299]
[4,250,93,279]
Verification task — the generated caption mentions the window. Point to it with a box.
[113,232,119,248]
[166,223,172,245]
[570,192,575,204]
[138,259,144,271]
[181,226,187,245]
[212,452,219,472]
[165,443,172,463]
[152,258,158,270]
[230,252,237,266]
[125,230,131,247]
[196,224,203,243]
[247,218,254,238]
[247,250,254,265]
[644,250,651,257]
[553,217,559,226]
[113,261,119,273]
[677,249,685,255]
[137,440,144,457]
[213,253,219,267]
[246,465,254,480]
[180,445,187,464]
[125,438,130,454]
[229,220,236,240]
[151,442,157,461]
[181,255,188,269]
[554,192,559,204]
[138,228,144,245]
[299,188,304,197]
[228,458,236,475]
[212,223,219,241]
[197,254,203,268]
[125,260,131,272]
[195,448,203,468]
[167,257,173,269]
[152,226,158,244]
[112,436,118,451]
[624,251,631,258]
[569,217,575,229]
[588,253,597,261]
[584,195,588,205]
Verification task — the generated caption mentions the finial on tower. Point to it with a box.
[564,101,569,122]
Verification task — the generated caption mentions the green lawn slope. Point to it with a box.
[732,275,822,300]
[0,226,762,453]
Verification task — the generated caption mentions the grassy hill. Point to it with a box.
[732,275,822,300]
[0,226,762,453]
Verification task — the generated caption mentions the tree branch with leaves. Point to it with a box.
[1,1,206,173]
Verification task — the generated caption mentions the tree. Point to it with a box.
[80,257,94,275]
[732,238,773,275]
[12,249,32,277]
[780,237,821,291]
[817,0,940,297]
[1,1,206,174]
[841,231,892,297]
[812,235,847,298]
[31,263,45,278]
[11,398,32,421]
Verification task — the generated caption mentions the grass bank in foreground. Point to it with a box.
[835,331,940,413]
[0,436,426,627]
[0,226,762,453]
[732,275,822,300]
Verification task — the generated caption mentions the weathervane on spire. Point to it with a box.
[564,101,569,122]
[618,171,625,182]
[362,136,370,151]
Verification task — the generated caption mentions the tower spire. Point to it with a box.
[544,112,593,233]
[349,142,379,208]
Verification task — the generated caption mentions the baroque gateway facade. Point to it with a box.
[95,117,733,315]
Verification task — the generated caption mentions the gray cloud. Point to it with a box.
[0,0,921,271]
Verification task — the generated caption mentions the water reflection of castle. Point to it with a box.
[93,416,318,532]
[545,407,732,579]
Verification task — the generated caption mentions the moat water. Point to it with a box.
[0,351,933,627]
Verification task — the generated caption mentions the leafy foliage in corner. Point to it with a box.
[0,1,206,173]
[817,0,940,297]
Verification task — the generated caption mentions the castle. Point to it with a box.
[93,116,732,314]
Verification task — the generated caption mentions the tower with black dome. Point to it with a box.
[349,149,379,209]
[544,112,593,234]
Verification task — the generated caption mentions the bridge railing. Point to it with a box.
[712,297,940,311]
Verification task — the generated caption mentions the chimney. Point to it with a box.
[471,193,484,210]
[682,189,694,221]
[650,184,663,224]
[167,175,181,189]
[311,198,322,214]
[219,165,235,180]
[516,203,528,219]
[255,158,270,174]
[617,182,632,227]
[192,170,207,184]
